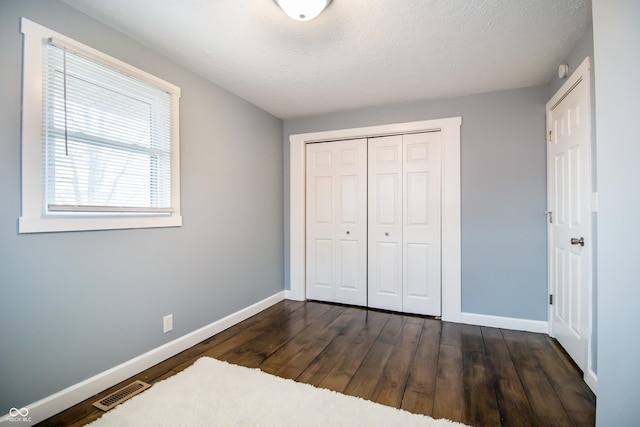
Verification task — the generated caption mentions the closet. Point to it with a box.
[306,132,442,316]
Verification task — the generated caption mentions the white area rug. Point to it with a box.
[88,357,468,427]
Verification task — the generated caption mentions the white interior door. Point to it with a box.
[306,139,367,306]
[547,71,591,373]
[402,132,442,316]
[368,136,403,311]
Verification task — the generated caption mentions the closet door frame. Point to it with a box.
[289,117,462,323]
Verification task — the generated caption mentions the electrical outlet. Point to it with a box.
[163,314,173,333]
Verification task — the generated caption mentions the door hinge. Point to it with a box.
[549,294,553,305]
[548,130,553,142]
[545,211,553,224]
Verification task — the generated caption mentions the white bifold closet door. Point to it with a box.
[305,139,368,306]
[368,132,442,316]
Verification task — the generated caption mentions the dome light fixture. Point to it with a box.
[274,0,332,22]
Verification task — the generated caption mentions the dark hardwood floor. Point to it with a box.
[38,300,596,426]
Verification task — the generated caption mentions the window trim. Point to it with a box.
[19,18,182,233]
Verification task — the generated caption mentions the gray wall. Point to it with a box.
[0,0,283,412]
[593,0,640,425]
[284,86,549,321]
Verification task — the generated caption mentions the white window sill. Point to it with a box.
[18,215,183,234]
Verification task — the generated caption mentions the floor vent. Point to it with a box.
[92,380,151,411]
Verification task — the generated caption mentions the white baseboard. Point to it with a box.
[459,312,549,333]
[585,368,597,394]
[2,291,285,425]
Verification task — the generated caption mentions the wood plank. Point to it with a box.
[432,343,466,425]
[482,327,535,427]
[220,302,334,367]
[460,324,501,426]
[545,335,584,377]
[258,305,346,376]
[502,329,573,426]
[271,307,366,380]
[202,301,329,363]
[527,333,596,426]
[193,300,308,360]
[486,354,536,427]
[568,410,596,427]
[298,308,386,387]
[440,321,462,347]
[343,315,404,400]
[460,323,484,352]
[316,310,390,393]
[480,325,511,360]
[400,318,442,416]
[369,318,424,407]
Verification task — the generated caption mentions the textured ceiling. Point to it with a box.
[59,0,591,119]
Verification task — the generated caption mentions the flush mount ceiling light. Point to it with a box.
[274,0,332,22]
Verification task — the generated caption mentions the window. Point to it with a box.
[19,18,181,233]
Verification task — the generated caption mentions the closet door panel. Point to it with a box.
[403,132,442,315]
[334,140,367,305]
[307,139,367,306]
[368,136,403,311]
[306,144,336,302]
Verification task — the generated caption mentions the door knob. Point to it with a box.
[570,237,585,247]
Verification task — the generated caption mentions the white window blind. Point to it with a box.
[44,40,173,213]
